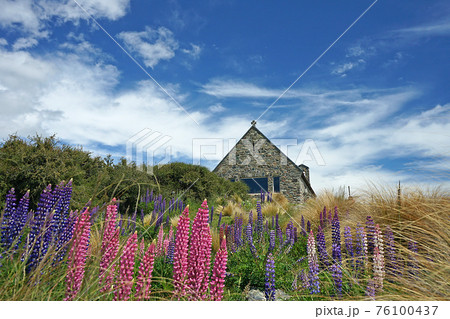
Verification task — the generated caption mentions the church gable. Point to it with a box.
[213,123,315,203]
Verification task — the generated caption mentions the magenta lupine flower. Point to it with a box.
[114,232,138,301]
[210,237,228,301]
[200,227,213,300]
[186,200,211,300]
[173,206,190,298]
[156,225,164,257]
[373,225,384,292]
[64,209,91,301]
[135,243,155,301]
[99,201,120,293]
[139,238,145,259]
[307,230,320,294]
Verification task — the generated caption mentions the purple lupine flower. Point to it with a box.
[271,216,275,229]
[298,269,309,290]
[217,211,222,228]
[301,215,306,236]
[331,263,342,298]
[365,216,375,257]
[265,253,275,301]
[316,226,330,270]
[248,210,253,229]
[275,214,279,231]
[355,224,367,277]
[269,230,275,252]
[256,202,264,239]
[245,224,257,257]
[306,220,311,234]
[328,209,332,225]
[307,230,320,294]
[1,188,17,249]
[366,279,376,299]
[331,210,341,264]
[265,220,269,235]
[384,226,398,279]
[344,226,354,271]
[407,241,418,278]
[276,224,283,244]
[209,206,214,224]
[26,185,53,273]
[9,190,30,250]
[140,208,144,224]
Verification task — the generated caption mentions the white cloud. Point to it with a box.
[117,26,179,68]
[208,103,226,113]
[182,43,202,59]
[331,59,365,77]
[12,37,39,51]
[0,38,7,46]
[0,0,130,38]
[395,19,450,37]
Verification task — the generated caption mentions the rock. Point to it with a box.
[275,289,290,301]
[247,289,266,301]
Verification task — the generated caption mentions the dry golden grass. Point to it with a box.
[292,184,450,300]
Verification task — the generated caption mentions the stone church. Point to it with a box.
[213,121,315,203]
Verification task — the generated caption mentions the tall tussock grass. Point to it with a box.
[294,184,449,300]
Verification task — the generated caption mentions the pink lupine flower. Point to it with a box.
[64,209,91,301]
[99,200,120,293]
[210,237,228,301]
[139,238,145,258]
[200,227,213,300]
[186,200,211,300]
[373,224,385,292]
[135,243,155,301]
[173,206,190,298]
[156,225,164,257]
[164,226,173,256]
[114,232,138,301]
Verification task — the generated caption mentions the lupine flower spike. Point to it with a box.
[307,230,320,294]
[114,232,138,301]
[173,206,190,298]
[64,209,91,301]
[135,243,155,300]
[265,253,275,301]
[210,236,228,301]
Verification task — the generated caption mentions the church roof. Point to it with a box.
[213,123,315,196]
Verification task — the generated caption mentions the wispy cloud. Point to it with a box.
[0,0,130,38]
[182,43,202,59]
[117,26,179,68]
[394,19,450,37]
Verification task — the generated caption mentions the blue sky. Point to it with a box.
[0,0,449,193]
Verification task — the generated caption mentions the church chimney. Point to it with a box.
[298,164,310,183]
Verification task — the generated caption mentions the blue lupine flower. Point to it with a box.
[365,216,375,257]
[331,209,341,264]
[269,230,275,252]
[265,253,275,301]
[344,226,354,271]
[316,226,330,270]
[331,263,342,298]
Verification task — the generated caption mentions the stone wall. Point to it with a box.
[213,126,314,203]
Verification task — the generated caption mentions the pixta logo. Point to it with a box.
[126,128,172,174]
